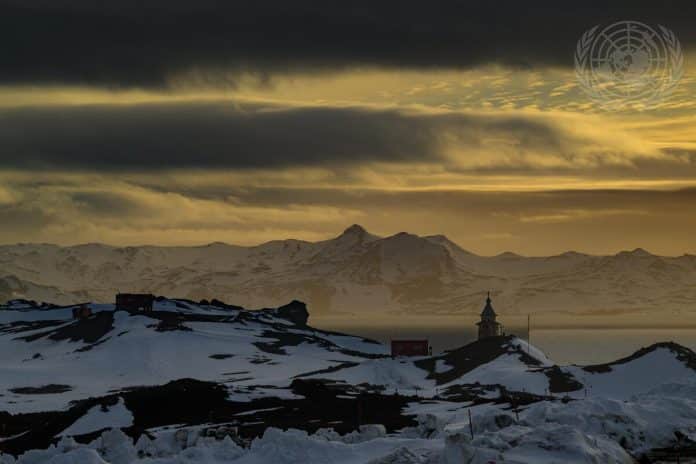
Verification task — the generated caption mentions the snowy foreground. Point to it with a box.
[1,298,695,463]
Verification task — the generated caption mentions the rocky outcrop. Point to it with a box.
[274,300,309,326]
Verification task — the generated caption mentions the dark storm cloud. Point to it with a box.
[1,0,695,88]
[0,204,55,232]
[124,184,696,216]
[70,191,144,216]
[0,101,569,170]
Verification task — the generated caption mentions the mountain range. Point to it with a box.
[2,224,696,320]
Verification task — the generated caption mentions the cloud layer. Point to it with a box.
[0,101,675,173]
[1,170,695,255]
[2,1,695,88]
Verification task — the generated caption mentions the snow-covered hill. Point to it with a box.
[0,298,385,415]
[1,298,695,462]
[2,225,696,318]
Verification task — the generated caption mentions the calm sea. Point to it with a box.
[312,322,696,365]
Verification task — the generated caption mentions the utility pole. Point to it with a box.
[527,313,531,355]
[468,409,474,440]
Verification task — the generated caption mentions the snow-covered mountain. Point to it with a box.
[2,225,696,318]
[1,299,695,462]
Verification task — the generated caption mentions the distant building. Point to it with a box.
[72,304,92,320]
[391,339,430,357]
[115,293,154,311]
[477,292,503,339]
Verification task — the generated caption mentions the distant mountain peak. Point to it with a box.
[342,224,368,236]
[330,224,379,247]
[553,251,589,259]
[383,231,425,244]
[495,251,523,259]
[204,241,230,247]
[617,247,654,258]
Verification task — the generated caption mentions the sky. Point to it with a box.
[1,1,696,255]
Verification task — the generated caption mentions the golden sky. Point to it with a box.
[1,4,695,255]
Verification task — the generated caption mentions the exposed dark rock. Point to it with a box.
[293,361,361,378]
[3,299,40,308]
[140,310,234,330]
[542,366,583,393]
[75,337,112,352]
[253,332,310,355]
[417,336,584,394]
[0,320,66,336]
[253,328,384,359]
[415,336,512,385]
[274,300,309,326]
[151,316,193,332]
[210,298,243,310]
[440,383,499,402]
[9,384,72,394]
[18,311,114,344]
[209,354,235,360]
[0,378,416,457]
[494,414,515,429]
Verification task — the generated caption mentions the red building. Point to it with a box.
[391,339,430,357]
[115,293,154,311]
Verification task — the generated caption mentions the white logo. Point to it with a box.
[575,21,683,110]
